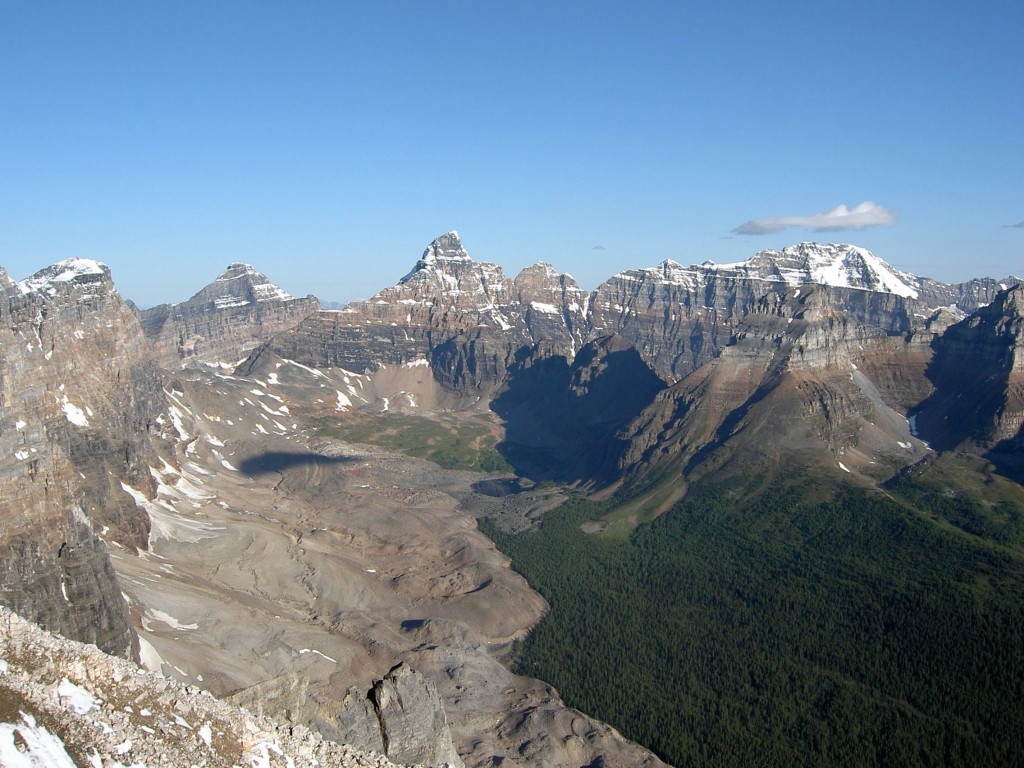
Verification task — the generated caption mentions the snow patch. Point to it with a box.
[298,648,338,663]
[137,635,164,673]
[145,608,199,631]
[57,677,100,714]
[281,359,330,379]
[60,396,89,427]
[530,301,560,314]
[0,711,79,767]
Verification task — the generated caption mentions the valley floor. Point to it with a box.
[110,364,667,767]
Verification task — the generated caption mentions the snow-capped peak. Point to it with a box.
[421,231,470,264]
[17,258,111,295]
[709,243,919,298]
[401,231,475,283]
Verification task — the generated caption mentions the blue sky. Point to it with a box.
[1,1,1021,307]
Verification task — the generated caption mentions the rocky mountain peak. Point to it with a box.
[401,230,473,281]
[514,262,584,294]
[184,262,294,309]
[741,243,920,298]
[16,258,114,297]
[139,263,317,369]
[394,232,513,309]
[993,282,1024,317]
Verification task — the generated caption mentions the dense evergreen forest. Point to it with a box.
[481,471,1024,767]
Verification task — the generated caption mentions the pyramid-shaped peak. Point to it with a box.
[186,263,293,307]
[216,262,263,279]
[400,231,480,284]
[422,230,471,263]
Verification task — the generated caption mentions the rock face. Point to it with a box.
[140,262,319,369]
[915,283,1024,459]
[491,333,667,484]
[0,606,401,767]
[615,282,932,494]
[332,664,463,767]
[0,259,169,659]
[588,243,1002,382]
[249,235,1016,401]
[244,232,588,400]
[371,663,464,768]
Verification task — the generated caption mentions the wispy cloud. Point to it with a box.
[591,244,607,250]
[1002,221,1024,229]
[733,201,896,235]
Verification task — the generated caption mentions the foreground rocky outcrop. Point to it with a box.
[140,262,319,369]
[336,664,463,768]
[0,605,402,767]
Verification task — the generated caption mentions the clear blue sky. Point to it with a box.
[2,1,1021,307]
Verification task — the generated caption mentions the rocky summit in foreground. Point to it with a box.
[0,605,404,767]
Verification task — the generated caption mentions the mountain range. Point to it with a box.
[1,232,1022,766]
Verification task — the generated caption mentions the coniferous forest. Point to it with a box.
[481,472,1024,767]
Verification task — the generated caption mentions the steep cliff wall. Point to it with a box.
[915,283,1024,453]
[140,262,319,369]
[0,260,168,658]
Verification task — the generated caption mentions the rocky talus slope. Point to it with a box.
[0,605,404,767]
[0,260,169,659]
[140,262,319,369]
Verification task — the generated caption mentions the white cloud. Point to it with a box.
[733,201,896,235]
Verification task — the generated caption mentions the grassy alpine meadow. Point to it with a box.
[312,411,511,473]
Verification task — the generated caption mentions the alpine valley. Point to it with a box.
[1,231,1022,767]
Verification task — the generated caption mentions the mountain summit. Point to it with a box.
[139,263,318,368]
[184,262,295,310]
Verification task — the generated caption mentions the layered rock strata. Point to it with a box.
[140,262,319,369]
[915,283,1024,452]
[0,260,168,658]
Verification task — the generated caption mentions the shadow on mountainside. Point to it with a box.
[490,335,666,487]
[237,451,359,477]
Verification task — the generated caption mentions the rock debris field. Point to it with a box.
[0,606,406,767]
